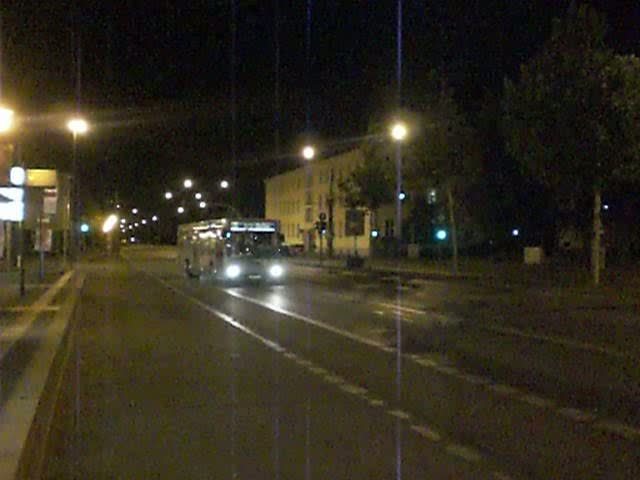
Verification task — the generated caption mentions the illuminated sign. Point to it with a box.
[230,221,277,233]
[0,187,24,221]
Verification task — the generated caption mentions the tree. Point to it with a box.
[503,3,640,284]
[404,84,481,273]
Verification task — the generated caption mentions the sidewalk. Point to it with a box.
[0,255,70,310]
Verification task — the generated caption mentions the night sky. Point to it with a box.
[1,1,639,218]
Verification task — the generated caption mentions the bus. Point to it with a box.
[177,218,287,282]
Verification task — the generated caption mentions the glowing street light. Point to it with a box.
[195,192,203,200]
[199,201,207,209]
[132,208,138,214]
[80,223,90,233]
[220,180,230,189]
[152,215,158,222]
[302,145,315,160]
[67,118,89,136]
[9,166,26,186]
[183,178,193,189]
[390,122,408,142]
[120,218,126,224]
[177,206,185,214]
[165,191,173,200]
[102,214,118,234]
[134,222,139,227]
[141,219,147,225]
[0,107,15,133]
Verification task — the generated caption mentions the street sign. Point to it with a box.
[43,188,57,215]
[0,187,24,221]
[345,209,364,236]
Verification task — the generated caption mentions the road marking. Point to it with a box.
[308,366,328,375]
[388,409,411,420]
[557,407,596,423]
[593,419,640,440]
[445,444,483,463]
[490,384,522,397]
[521,394,556,409]
[376,301,426,315]
[0,270,74,365]
[455,373,491,385]
[0,305,60,313]
[283,352,298,360]
[483,324,631,360]
[412,356,439,367]
[224,289,394,352]
[368,398,385,407]
[432,365,459,376]
[324,374,345,385]
[410,424,441,442]
[340,384,368,396]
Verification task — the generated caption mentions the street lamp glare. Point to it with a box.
[132,208,138,214]
[102,214,118,234]
[199,201,207,209]
[152,215,158,222]
[220,180,230,189]
[9,166,26,186]
[67,118,89,135]
[302,145,315,160]
[390,122,408,142]
[0,107,15,133]
[164,191,173,200]
[183,179,193,189]
[195,192,202,200]
[177,206,185,214]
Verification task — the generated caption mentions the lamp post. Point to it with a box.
[10,165,26,296]
[390,122,408,246]
[0,106,15,272]
[67,117,88,261]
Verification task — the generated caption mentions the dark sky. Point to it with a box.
[1,1,639,217]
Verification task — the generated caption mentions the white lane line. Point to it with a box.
[521,394,556,409]
[483,324,631,360]
[445,444,483,463]
[593,420,640,440]
[412,356,439,368]
[368,398,385,408]
[432,365,459,376]
[557,407,596,423]
[376,301,426,315]
[308,366,328,375]
[0,270,74,365]
[455,373,491,386]
[490,384,522,397]
[0,305,60,313]
[340,384,368,396]
[410,424,441,442]
[388,409,411,420]
[283,352,298,360]
[224,289,394,352]
[324,374,345,385]
[155,277,285,353]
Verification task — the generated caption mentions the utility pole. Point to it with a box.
[327,168,334,257]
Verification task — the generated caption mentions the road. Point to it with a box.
[43,247,640,479]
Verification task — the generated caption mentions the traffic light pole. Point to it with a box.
[327,168,334,258]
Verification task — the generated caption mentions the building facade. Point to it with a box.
[265,149,377,256]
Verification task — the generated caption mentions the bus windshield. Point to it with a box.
[225,231,281,258]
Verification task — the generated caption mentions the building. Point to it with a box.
[265,149,379,256]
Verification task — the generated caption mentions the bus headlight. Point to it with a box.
[269,264,284,278]
[225,264,242,279]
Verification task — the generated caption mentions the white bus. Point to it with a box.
[177,218,287,282]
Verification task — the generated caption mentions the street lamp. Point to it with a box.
[66,116,89,262]
[0,107,15,133]
[199,201,207,209]
[132,208,138,215]
[183,178,193,189]
[165,191,173,200]
[220,180,230,189]
[152,215,158,222]
[302,145,315,160]
[195,192,203,200]
[390,121,409,243]
[390,122,408,142]
[177,206,185,214]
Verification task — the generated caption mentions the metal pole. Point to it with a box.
[395,142,402,244]
[71,133,77,261]
[327,168,334,257]
[38,213,44,280]
[18,220,24,296]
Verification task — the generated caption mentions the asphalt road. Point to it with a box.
[43,249,640,479]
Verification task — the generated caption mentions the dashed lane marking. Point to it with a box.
[324,374,346,385]
[368,398,385,408]
[557,407,597,423]
[490,384,522,397]
[521,394,556,409]
[410,425,441,442]
[445,444,483,463]
[340,384,368,396]
[388,409,411,420]
[593,419,640,440]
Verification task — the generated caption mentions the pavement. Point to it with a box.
[34,246,640,479]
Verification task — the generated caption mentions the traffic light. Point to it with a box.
[315,220,327,234]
